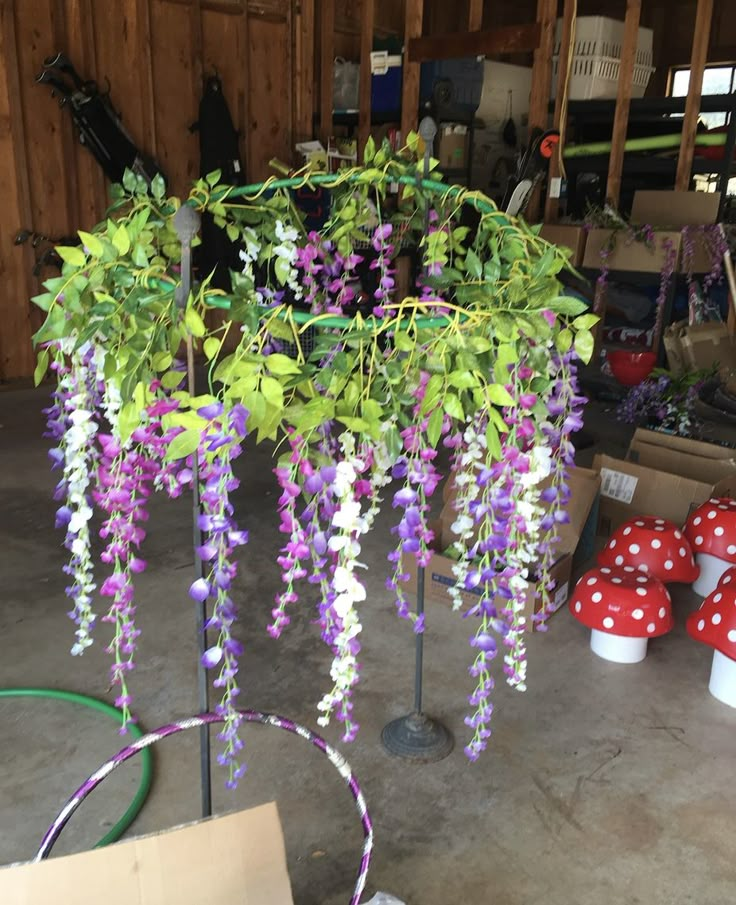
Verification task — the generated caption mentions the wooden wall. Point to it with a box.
[0,0,296,380]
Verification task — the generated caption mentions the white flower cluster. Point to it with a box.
[448,418,486,610]
[62,344,101,655]
[273,219,303,301]
[317,433,369,728]
[238,226,264,305]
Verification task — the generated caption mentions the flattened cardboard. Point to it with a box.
[630,190,720,229]
[0,803,294,905]
[539,225,587,268]
[628,428,736,480]
[582,228,681,273]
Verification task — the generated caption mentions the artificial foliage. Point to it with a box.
[35,142,594,784]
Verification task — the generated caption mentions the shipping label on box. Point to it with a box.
[600,466,639,505]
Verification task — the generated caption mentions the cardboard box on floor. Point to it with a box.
[595,428,736,534]
[664,320,736,376]
[403,466,601,631]
[0,803,294,905]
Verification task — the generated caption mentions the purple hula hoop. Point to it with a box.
[35,710,374,905]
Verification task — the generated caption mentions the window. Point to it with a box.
[669,64,736,129]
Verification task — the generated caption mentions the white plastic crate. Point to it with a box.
[551,15,655,100]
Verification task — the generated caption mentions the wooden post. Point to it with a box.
[605,0,641,206]
[319,0,334,145]
[544,0,575,223]
[401,0,424,143]
[675,0,714,191]
[358,0,375,159]
[294,0,315,143]
[468,0,483,31]
[526,0,557,222]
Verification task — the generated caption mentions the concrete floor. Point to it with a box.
[1,385,735,905]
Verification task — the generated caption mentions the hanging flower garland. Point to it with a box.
[34,144,596,784]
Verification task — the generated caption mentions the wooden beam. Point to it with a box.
[675,0,714,190]
[528,0,556,135]
[319,0,334,144]
[408,24,541,64]
[544,0,575,223]
[293,0,314,142]
[605,0,641,206]
[468,0,483,31]
[401,0,423,141]
[358,0,375,159]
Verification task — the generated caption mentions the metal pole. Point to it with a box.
[413,565,425,714]
[173,206,212,819]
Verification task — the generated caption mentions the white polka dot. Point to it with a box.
[647,623,656,633]
[610,539,617,549]
[715,526,725,536]
[693,516,702,526]
[674,530,682,539]
[713,613,722,625]
[635,521,645,527]
[724,575,732,584]
[601,567,611,574]
[592,592,602,603]
[718,505,728,512]
[615,555,624,565]
[574,601,582,613]
[679,547,687,556]
[714,593,723,603]
[698,619,706,631]
[624,566,635,573]
[709,498,719,504]
[637,575,648,583]
[651,539,662,549]
[629,543,640,554]
[612,578,622,585]
[655,526,665,532]
[655,519,665,525]
[728,545,736,555]
[658,607,667,618]
[695,536,704,546]
[728,630,736,642]
[602,617,614,629]
[632,609,644,620]
[636,587,647,597]
[586,577,598,586]
[710,510,720,518]
[664,560,673,571]
[623,527,632,536]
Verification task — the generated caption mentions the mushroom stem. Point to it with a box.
[693,553,732,598]
[709,649,736,708]
[590,629,648,664]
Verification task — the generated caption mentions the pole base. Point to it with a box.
[381,712,454,762]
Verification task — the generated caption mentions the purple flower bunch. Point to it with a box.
[294,232,363,314]
[370,222,395,317]
[188,401,250,787]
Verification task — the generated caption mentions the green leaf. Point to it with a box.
[132,244,149,267]
[118,401,141,444]
[444,393,464,421]
[166,429,201,461]
[574,329,595,364]
[265,353,302,376]
[185,307,206,338]
[465,248,482,279]
[33,349,49,386]
[112,224,131,255]
[448,370,476,390]
[244,390,267,428]
[206,169,222,187]
[337,416,370,432]
[485,420,502,460]
[56,245,86,268]
[546,295,589,317]
[78,230,103,257]
[161,370,185,390]
[274,256,291,286]
[122,169,137,192]
[31,292,53,312]
[260,376,284,409]
[226,223,239,243]
[487,383,515,407]
[572,313,600,331]
[151,173,166,200]
[152,351,173,371]
[203,337,220,360]
[556,328,573,354]
[393,331,414,352]
[488,406,508,434]
[427,407,444,446]
[363,135,376,164]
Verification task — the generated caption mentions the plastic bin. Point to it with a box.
[420,57,483,118]
[333,58,360,111]
[371,52,402,114]
[551,15,655,100]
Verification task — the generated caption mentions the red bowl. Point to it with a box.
[607,350,657,387]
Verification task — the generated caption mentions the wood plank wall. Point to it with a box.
[0,0,295,380]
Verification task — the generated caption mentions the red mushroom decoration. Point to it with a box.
[686,584,736,708]
[597,516,699,583]
[718,565,736,590]
[569,565,673,663]
[684,498,736,597]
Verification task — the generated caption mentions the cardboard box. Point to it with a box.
[664,321,736,375]
[595,428,736,534]
[539,224,587,268]
[0,803,294,905]
[437,125,468,170]
[583,228,682,273]
[405,466,601,630]
[630,190,720,229]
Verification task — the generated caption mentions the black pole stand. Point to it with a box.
[174,206,212,818]
[381,116,454,762]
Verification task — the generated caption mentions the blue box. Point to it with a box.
[371,52,403,114]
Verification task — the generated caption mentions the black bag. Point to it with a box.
[191,75,246,290]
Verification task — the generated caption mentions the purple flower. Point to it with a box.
[393,487,417,508]
[189,578,211,602]
[198,402,225,420]
[201,646,223,668]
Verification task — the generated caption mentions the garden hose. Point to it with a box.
[0,688,153,849]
